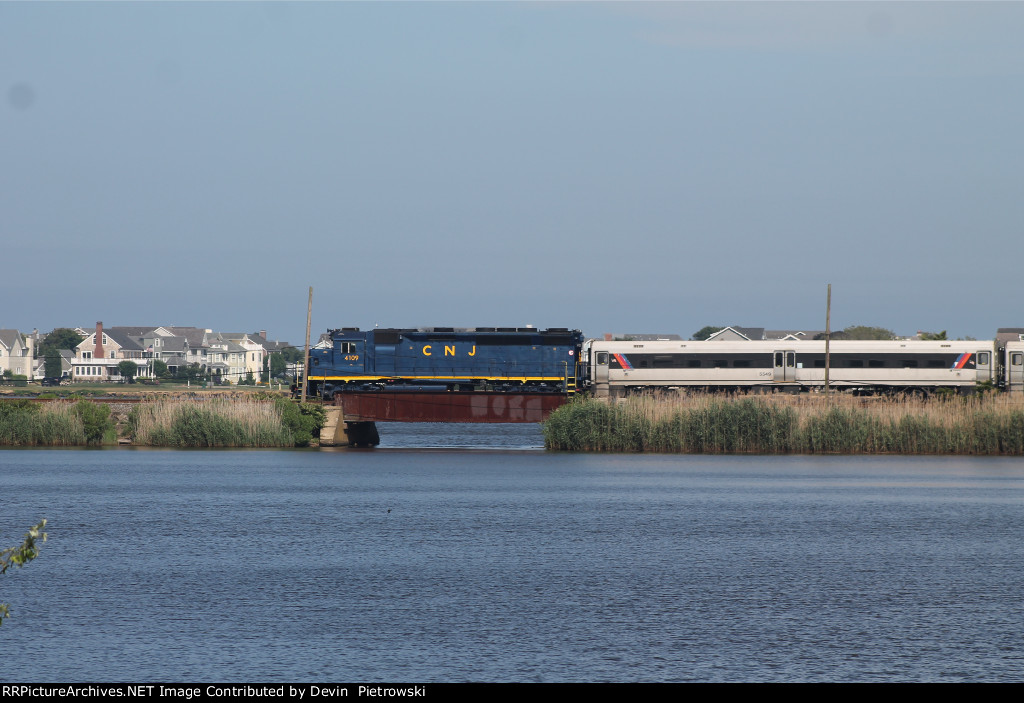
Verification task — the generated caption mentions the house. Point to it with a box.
[997,328,1024,344]
[603,333,683,341]
[705,326,765,342]
[71,322,152,382]
[0,329,34,377]
[212,332,266,381]
[764,329,829,341]
[32,349,74,380]
[107,326,190,375]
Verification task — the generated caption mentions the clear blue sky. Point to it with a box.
[3,2,1022,344]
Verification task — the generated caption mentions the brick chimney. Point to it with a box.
[94,321,105,359]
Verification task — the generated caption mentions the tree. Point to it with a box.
[692,325,728,341]
[842,325,896,340]
[37,328,83,357]
[151,359,169,379]
[175,363,207,383]
[44,350,62,379]
[919,330,947,341]
[280,347,304,364]
[75,401,114,444]
[270,353,287,379]
[117,360,138,383]
[1,519,47,627]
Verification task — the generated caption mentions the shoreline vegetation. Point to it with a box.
[543,394,1024,455]
[0,396,325,448]
[6,392,1024,454]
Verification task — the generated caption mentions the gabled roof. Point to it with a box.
[166,327,210,348]
[610,333,683,341]
[108,326,162,337]
[103,329,145,351]
[706,326,765,341]
[764,329,830,341]
[156,337,188,352]
[0,329,27,351]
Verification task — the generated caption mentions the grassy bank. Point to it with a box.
[0,400,113,446]
[128,398,325,448]
[0,397,325,448]
[543,394,1024,454]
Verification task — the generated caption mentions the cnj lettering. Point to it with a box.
[422,345,477,357]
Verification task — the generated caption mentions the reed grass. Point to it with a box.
[544,393,1024,455]
[129,398,295,447]
[0,401,87,446]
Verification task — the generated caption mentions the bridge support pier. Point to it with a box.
[320,405,379,447]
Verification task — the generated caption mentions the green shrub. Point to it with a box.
[74,401,115,445]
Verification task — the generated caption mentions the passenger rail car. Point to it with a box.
[585,339,1014,396]
[307,327,584,399]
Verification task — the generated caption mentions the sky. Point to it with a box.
[3,1,1023,344]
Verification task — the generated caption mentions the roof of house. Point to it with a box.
[107,326,162,337]
[166,327,210,348]
[706,326,765,341]
[764,329,830,341]
[609,333,683,341]
[0,329,26,350]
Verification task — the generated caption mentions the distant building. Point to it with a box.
[71,321,151,382]
[997,328,1024,344]
[0,329,34,377]
[705,326,764,342]
[603,333,682,342]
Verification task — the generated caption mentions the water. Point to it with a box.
[2,425,1023,682]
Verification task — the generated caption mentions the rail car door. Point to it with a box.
[773,350,796,382]
[593,350,610,397]
[1007,346,1024,393]
[975,349,991,383]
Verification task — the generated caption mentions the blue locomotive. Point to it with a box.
[306,327,585,399]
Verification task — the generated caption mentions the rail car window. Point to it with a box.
[1012,352,1023,366]
[901,360,918,368]
[978,352,990,365]
[814,360,826,368]
[848,360,864,368]
[869,360,884,368]
[336,342,356,354]
[774,353,783,367]
[714,360,728,368]
[596,352,608,365]
[927,360,944,368]
[733,360,750,368]
[687,360,701,368]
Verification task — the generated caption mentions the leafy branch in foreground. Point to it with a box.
[1,519,48,626]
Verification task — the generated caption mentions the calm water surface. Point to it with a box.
[2,424,1023,682]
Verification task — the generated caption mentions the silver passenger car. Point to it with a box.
[585,339,999,396]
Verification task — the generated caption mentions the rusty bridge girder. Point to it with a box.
[332,392,570,423]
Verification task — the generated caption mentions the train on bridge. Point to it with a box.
[304,327,1024,399]
[306,327,585,399]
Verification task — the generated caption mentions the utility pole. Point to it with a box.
[825,283,832,398]
[301,286,312,403]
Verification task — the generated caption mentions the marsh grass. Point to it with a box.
[129,399,295,447]
[544,393,1024,454]
[0,401,87,446]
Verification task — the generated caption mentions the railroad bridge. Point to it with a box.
[320,391,571,446]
